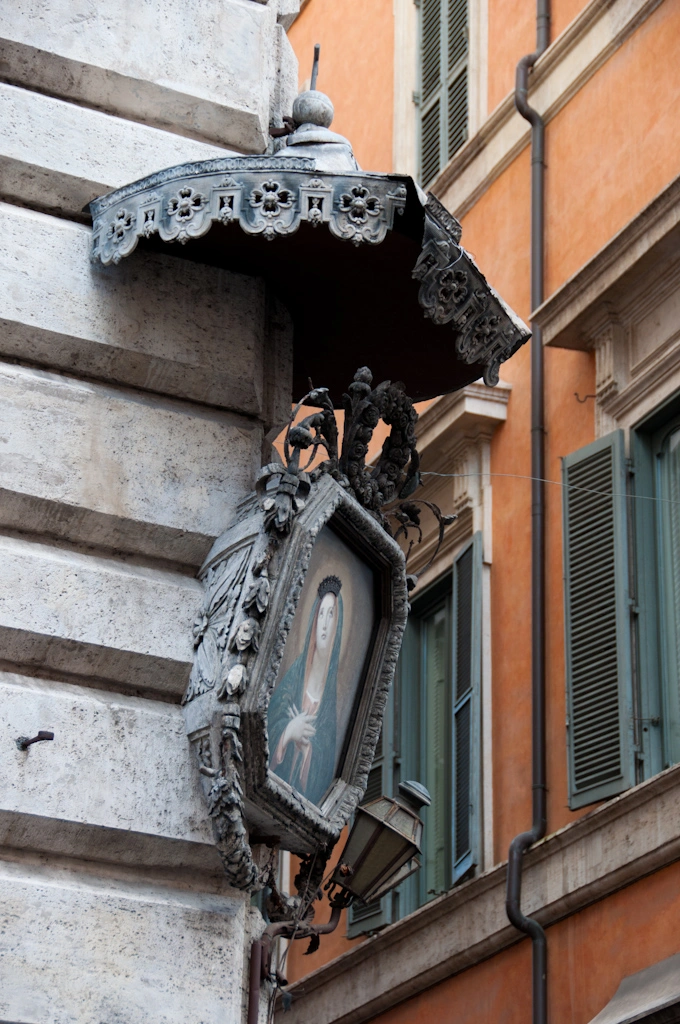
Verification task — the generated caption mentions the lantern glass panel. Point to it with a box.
[389,806,420,842]
[339,808,379,871]
[348,824,414,900]
[363,856,421,903]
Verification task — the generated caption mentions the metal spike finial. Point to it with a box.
[310,43,320,90]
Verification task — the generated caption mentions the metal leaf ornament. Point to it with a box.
[255,367,454,590]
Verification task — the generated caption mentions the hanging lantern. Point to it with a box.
[331,781,431,904]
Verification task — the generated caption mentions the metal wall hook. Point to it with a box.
[16,731,54,751]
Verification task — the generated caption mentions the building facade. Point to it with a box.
[0,3,300,1021]
[280,1,680,1021]
[0,4,530,1022]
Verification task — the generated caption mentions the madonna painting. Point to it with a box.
[267,526,376,807]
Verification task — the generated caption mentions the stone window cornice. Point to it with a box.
[534,174,680,434]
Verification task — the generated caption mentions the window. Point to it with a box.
[563,394,680,808]
[417,0,469,186]
[562,432,635,809]
[349,535,482,935]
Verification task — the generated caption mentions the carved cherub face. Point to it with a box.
[232,617,259,652]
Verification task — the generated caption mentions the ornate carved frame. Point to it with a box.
[183,471,408,888]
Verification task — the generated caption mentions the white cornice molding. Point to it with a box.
[432,0,663,220]
[533,174,680,350]
[416,380,511,464]
[531,173,680,434]
[278,762,680,1024]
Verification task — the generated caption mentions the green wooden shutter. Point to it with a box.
[451,534,482,881]
[417,0,468,185]
[651,418,680,767]
[347,699,395,936]
[391,614,422,920]
[423,601,451,897]
[563,431,635,809]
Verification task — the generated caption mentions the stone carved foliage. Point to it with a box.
[256,367,455,598]
[106,208,134,244]
[183,547,250,704]
[413,196,528,386]
[184,533,276,890]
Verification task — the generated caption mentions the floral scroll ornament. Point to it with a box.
[106,209,135,261]
[249,179,295,239]
[167,186,208,243]
[436,269,469,320]
[338,184,382,245]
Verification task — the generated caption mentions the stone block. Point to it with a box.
[0,0,283,152]
[0,536,201,695]
[1,672,213,850]
[0,203,295,420]
[0,857,253,1024]
[0,361,262,564]
[277,0,302,31]
[0,81,233,217]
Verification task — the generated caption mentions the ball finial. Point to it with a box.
[292,42,334,129]
[292,90,334,129]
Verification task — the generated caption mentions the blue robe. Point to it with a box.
[267,595,344,806]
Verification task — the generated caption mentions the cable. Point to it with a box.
[421,470,680,507]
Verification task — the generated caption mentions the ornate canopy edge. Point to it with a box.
[89,158,530,395]
[90,159,409,259]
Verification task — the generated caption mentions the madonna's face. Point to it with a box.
[316,593,336,652]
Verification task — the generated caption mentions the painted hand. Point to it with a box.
[283,711,317,748]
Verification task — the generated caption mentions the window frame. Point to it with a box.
[632,392,680,778]
[562,430,637,809]
[417,0,469,186]
[350,534,483,934]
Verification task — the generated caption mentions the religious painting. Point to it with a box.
[267,524,376,807]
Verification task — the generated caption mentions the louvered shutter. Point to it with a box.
[424,602,451,895]
[451,534,482,881]
[563,431,635,809]
[448,70,468,159]
[418,0,468,185]
[347,703,395,936]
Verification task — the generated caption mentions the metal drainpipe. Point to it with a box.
[505,2,550,1024]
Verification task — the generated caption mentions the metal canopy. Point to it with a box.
[89,154,529,402]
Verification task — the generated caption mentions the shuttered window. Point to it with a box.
[633,404,680,779]
[563,431,635,809]
[351,538,482,934]
[417,0,469,186]
[452,536,482,880]
[655,421,680,766]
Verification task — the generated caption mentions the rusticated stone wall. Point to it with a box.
[0,3,297,1021]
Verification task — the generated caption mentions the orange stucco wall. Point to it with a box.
[545,0,680,292]
[458,149,596,854]
[281,0,680,1008]
[487,0,601,116]
[287,0,394,172]
[369,860,680,1024]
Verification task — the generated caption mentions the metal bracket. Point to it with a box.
[16,731,54,751]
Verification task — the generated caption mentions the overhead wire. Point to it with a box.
[420,470,680,506]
